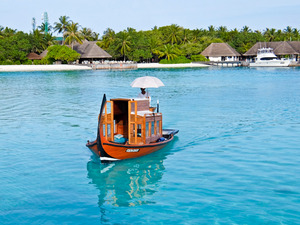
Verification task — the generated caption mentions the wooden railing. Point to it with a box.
[103,101,114,141]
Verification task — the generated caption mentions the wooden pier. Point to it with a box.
[202,61,243,67]
[91,63,137,70]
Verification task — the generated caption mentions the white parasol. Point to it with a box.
[130,76,165,88]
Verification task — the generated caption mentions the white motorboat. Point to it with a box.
[249,47,290,67]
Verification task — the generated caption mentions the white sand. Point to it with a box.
[137,63,210,68]
[0,65,92,72]
[0,63,209,72]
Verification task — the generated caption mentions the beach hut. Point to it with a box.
[39,41,112,64]
[27,52,42,60]
[72,40,112,64]
[201,43,241,62]
[244,41,300,62]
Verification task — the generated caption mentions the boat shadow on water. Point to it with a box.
[86,137,178,208]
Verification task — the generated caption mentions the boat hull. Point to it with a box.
[249,61,290,67]
[86,135,174,161]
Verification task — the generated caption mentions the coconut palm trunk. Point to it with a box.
[64,22,83,49]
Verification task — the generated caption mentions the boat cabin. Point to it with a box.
[101,98,162,145]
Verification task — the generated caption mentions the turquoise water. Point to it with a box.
[1,67,300,224]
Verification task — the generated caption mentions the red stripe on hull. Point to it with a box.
[86,136,173,160]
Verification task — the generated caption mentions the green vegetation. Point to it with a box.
[99,25,300,63]
[160,56,191,64]
[0,28,32,64]
[191,55,209,62]
[45,45,80,64]
[0,20,299,65]
[64,22,84,49]
[0,16,98,65]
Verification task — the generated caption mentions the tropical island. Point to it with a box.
[0,15,300,67]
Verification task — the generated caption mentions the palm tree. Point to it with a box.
[1,27,16,37]
[217,26,229,41]
[99,28,115,49]
[181,29,191,44]
[43,33,57,49]
[149,36,161,58]
[264,28,276,42]
[38,22,52,33]
[241,26,252,33]
[152,26,158,31]
[80,28,100,41]
[126,27,136,34]
[168,24,182,45]
[191,29,203,43]
[208,25,216,36]
[81,27,93,41]
[159,44,180,60]
[275,29,283,41]
[91,32,99,41]
[284,26,293,41]
[64,22,83,49]
[0,26,3,39]
[292,28,300,41]
[30,29,44,53]
[218,26,228,33]
[54,16,71,43]
[115,31,131,61]
[240,42,253,54]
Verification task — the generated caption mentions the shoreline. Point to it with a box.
[0,65,92,72]
[137,63,209,68]
[0,63,209,72]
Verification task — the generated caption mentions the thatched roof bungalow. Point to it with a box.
[244,41,300,61]
[39,41,112,64]
[27,52,42,60]
[201,43,241,62]
[73,40,112,63]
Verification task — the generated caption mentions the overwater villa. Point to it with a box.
[201,43,241,62]
[244,41,300,62]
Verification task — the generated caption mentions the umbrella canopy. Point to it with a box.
[130,76,165,88]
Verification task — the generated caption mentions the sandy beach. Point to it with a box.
[0,64,92,72]
[0,63,209,72]
[137,63,209,68]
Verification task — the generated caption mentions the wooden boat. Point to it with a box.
[86,94,178,162]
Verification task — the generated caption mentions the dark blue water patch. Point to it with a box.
[273,188,299,195]
[1,67,300,224]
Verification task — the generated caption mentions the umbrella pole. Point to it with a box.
[157,100,159,113]
[147,88,151,106]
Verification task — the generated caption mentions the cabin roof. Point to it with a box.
[73,40,112,59]
[201,43,241,57]
[110,98,150,101]
[244,41,300,56]
[110,98,131,101]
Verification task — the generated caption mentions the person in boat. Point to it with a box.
[138,88,150,99]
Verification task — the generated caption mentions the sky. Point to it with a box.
[1,0,299,36]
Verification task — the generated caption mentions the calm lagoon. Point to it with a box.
[1,67,300,224]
